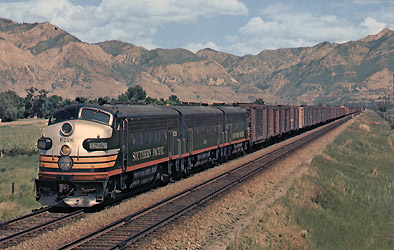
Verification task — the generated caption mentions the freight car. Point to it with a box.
[35,103,359,207]
[238,104,355,146]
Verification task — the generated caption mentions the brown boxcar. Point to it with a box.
[237,104,269,143]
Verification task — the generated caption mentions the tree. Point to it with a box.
[254,98,265,105]
[118,85,146,103]
[88,97,110,105]
[24,88,51,118]
[168,95,180,104]
[45,95,64,117]
[0,91,24,122]
[24,87,38,118]
[24,88,65,118]
[145,97,159,105]
[75,97,87,104]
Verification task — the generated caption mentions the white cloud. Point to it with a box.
[352,0,384,4]
[361,17,387,33]
[0,0,392,56]
[227,2,392,55]
[238,17,279,35]
[184,41,221,53]
[0,0,247,48]
[205,0,248,16]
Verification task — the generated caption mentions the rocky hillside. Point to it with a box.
[0,18,393,105]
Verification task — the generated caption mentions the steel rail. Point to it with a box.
[0,206,51,228]
[0,209,84,248]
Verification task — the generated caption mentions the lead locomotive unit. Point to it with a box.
[35,104,249,207]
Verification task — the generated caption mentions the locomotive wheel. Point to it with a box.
[105,177,120,200]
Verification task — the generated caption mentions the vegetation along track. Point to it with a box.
[56,115,353,250]
[0,207,85,248]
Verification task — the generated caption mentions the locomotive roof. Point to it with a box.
[171,106,223,116]
[214,106,246,115]
[50,104,114,116]
[104,104,179,118]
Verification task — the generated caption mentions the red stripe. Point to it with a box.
[191,145,218,155]
[170,155,180,160]
[231,138,247,144]
[126,157,170,172]
[38,139,248,180]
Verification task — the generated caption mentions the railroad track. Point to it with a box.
[56,116,352,250]
[0,207,85,248]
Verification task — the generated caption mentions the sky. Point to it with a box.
[0,0,393,55]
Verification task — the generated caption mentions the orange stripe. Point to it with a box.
[40,162,58,168]
[40,155,118,163]
[74,155,118,163]
[73,162,116,169]
[40,161,116,169]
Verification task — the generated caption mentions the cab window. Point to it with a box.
[80,108,112,125]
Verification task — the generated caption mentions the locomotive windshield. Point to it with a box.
[48,106,113,126]
[80,108,112,125]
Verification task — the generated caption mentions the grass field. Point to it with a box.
[0,120,46,221]
[228,111,394,250]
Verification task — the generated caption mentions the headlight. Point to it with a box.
[83,139,108,151]
[61,122,73,136]
[61,145,71,155]
[37,138,52,150]
[58,156,73,171]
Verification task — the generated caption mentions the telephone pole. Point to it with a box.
[388,86,390,121]
[392,73,394,123]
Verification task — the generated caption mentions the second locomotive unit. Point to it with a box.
[35,104,248,207]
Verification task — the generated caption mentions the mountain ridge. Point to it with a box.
[0,18,393,105]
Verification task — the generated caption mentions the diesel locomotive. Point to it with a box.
[35,103,360,207]
[35,104,248,207]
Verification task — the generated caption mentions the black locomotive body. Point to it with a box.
[35,104,248,207]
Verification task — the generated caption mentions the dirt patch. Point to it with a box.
[340,139,353,150]
[0,118,47,127]
[388,135,394,152]
[359,124,371,133]
[322,152,340,163]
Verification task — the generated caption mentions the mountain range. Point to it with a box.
[1,18,393,106]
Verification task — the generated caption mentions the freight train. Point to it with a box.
[35,103,360,207]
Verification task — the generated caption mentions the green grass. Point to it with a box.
[227,111,394,250]
[0,122,45,221]
[296,112,394,250]
[0,155,41,220]
[0,124,43,155]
